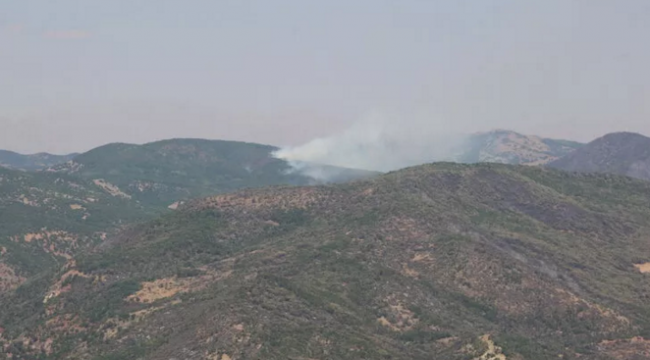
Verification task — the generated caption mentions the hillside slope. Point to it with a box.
[3,164,650,359]
[0,150,77,171]
[455,130,582,165]
[51,139,378,208]
[0,140,376,295]
[0,140,376,292]
[0,167,156,294]
[548,132,650,181]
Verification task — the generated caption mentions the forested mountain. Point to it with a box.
[3,163,650,359]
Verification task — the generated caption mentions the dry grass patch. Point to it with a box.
[23,230,77,244]
[128,277,189,303]
[411,252,434,263]
[377,297,419,332]
[44,269,95,303]
[128,269,232,303]
[474,334,507,360]
[102,305,167,340]
[0,263,25,292]
[554,288,630,331]
[598,337,650,359]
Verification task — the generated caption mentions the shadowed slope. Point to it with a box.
[548,132,650,181]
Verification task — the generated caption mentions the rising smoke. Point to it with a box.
[273,112,468,180]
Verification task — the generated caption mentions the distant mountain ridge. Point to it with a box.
[454,130,583,165]
[2,130,583,174]
[49,138,379,208]
[0,150,77,171]
[548,132,650,181]
[0,139,376,295]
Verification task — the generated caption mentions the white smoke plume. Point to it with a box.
[273,112,468,178]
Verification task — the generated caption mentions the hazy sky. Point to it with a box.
[1,0,649,154]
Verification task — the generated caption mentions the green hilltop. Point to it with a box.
[51,138,378,208]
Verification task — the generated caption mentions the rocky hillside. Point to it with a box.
[455,130,582,165]
[50,139,378,208]
[548,132,650,181]
[3,163,650,359]
[0,150,77,171]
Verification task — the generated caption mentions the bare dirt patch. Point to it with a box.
[93,179,131,199]
[168,201,181,210]
[411,252,434,263]
[634,262,650,273]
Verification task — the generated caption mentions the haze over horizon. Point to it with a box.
[2,1,650,154]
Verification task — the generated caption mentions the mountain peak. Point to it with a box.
[454,130,582,165]
[548,132,650,180]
